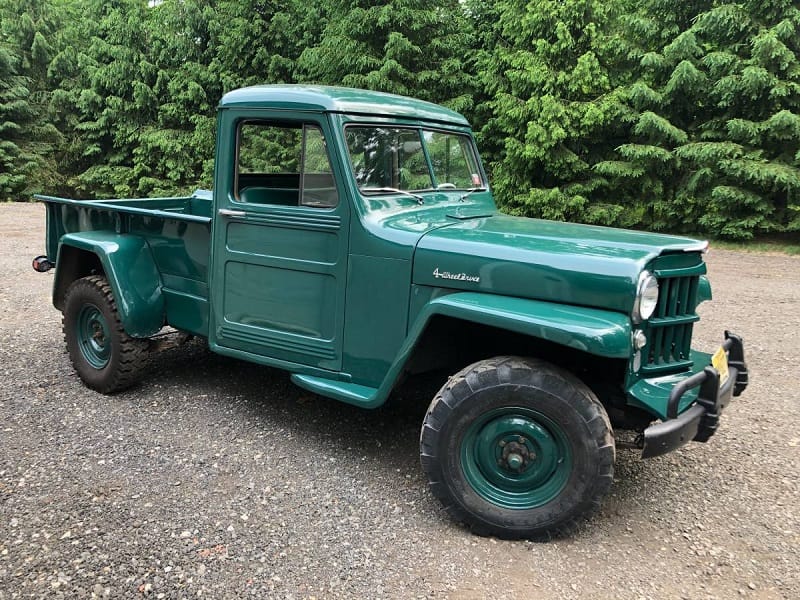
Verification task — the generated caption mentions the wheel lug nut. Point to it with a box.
[517,436,526,444]
[507,453,524,470]
[498,440,506,447]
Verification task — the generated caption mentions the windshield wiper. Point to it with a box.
[459,186,487,202]
[361,187,425,205]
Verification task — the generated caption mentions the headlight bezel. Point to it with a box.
[633,271,659,323]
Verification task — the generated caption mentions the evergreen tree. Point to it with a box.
[57,0,156,197]
[3,0,798,240]
[602,0,800,238]
[297,0,475,112]
[0,45,37,199]
[0,0,62,198]
[141,0,222,192]
[46,0,95,194]
[690,0,800,237]
[212,0,324,88]
[463,1,505,159]
[593,1,714,230]
[77,0,320,195]
[475,0,634,225]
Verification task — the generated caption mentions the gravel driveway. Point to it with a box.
[1,203,798,599]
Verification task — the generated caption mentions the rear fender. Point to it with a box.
[54,232,164,337]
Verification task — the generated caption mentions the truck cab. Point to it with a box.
[209,86,490,383]
[34,85,748,539]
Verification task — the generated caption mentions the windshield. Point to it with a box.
[345,126,484,193]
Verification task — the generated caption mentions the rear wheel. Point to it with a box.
[63,275,148,393]
[420,356,615,539]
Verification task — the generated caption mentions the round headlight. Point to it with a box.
[633,271,659,322]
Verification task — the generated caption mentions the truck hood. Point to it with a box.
[413,214,706,313]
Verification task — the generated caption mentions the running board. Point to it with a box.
[290,374,381,408]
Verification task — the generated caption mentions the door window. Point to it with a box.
[236,121,338,208]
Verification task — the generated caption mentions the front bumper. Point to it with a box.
[641,331,748,458]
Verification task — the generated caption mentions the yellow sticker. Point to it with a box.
[712,346,730,386]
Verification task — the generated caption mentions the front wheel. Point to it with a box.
[420,356,615,539]
[62,275,148,393]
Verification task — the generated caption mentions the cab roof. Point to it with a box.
[219,85,470,126]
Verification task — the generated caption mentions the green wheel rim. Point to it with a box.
[76,304,111,369]
[460,407,572,510]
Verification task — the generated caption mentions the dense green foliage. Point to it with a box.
[0,0,60,197]
[473,0,635,226]
[296,0,475,112]
[599,0,800,237]
[1,0,798,238]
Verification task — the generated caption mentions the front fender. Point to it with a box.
[55,232,164,337]
[697,275,712,305]
[416,292,633,358]
[361,292,633,408]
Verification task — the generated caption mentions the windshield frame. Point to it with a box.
[342,123,486,195]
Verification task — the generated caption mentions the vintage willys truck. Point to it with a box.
[33,85,748,539]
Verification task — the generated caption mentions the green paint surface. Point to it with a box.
[76,304,111,369]
[461,406,572,510]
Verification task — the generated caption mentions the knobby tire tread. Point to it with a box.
[420,356,615,540]
[62,275,149,394]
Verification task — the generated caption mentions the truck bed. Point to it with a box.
[36,191,213,336]
[37,190,213,222]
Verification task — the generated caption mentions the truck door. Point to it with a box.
[210,112,348,371]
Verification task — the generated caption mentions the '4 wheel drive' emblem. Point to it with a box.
[433,267,480,283]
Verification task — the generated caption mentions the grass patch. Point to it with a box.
[706,234,800,256]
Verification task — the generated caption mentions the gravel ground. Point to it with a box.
[1,202,798,599]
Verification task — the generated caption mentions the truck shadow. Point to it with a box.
[143,339,437,473]
[139,339,661,534]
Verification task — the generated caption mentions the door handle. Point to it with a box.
[218,208,247,218]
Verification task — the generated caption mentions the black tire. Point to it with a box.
[420,356,615,540]
[62,275,148,393]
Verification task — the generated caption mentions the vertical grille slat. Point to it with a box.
[656,277,671,318]
[667,278,680,316]
[687,277,699,313]
[673,323,686,361]
[662,322,676,362]
[677,278,688,315]
[650,327,664,364]
[680,324,693,360]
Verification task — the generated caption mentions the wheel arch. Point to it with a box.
[54,232,165,337]
[411,292,632,357]
[376,292,633,405]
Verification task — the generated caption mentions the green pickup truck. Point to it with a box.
[33,85,748,539]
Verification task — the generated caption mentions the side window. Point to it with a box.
[236,121,338,208]
[237,122,301,205]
